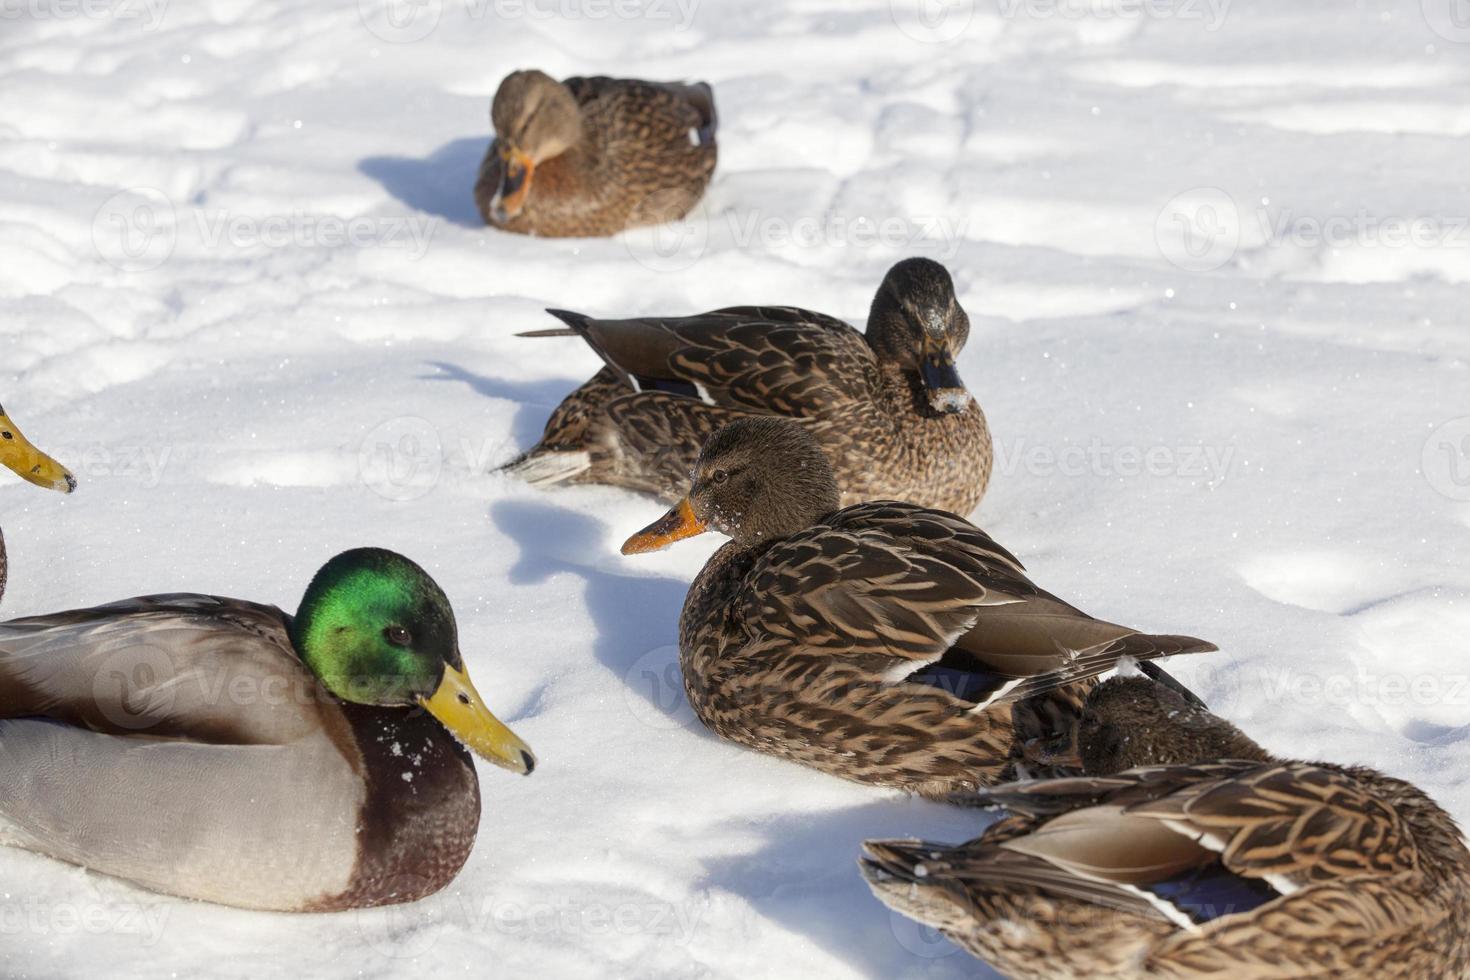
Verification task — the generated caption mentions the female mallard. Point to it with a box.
[618,418,1215,799]
[0,402,77,606]
[506,258,994,516]
[862,676,1470,978]
[474,69,716,237]
[0,548,536,912]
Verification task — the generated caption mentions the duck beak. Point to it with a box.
[920,344,972,415]
[490,143,535,223]
[419,662,536,775]
[0,408,76,494]
[621,497,707,555]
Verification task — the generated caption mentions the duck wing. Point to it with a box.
[563,76,717,146]
[535,306,880,418]
[0,594,325,745]
[737,502,1215,708]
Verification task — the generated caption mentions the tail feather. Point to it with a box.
[498,449,591,487]
[544,308,593,333]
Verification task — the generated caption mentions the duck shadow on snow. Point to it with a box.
[423,360,580,462]
[358,137,488,228]
[489,498,693,719]
[701,797,1003,979]
[493,494,1003,978]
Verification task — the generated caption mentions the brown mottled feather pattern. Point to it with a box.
[678,502,1213,798]
[475,76,715,238]
[521,312,993,514]
[865,762,1470,978]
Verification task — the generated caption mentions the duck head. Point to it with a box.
[0,403,77,494]
[865,257,973,415]
[488,69,584,223]
[622,418,840,554]
[1078,676,1270,775]
[291,548,536,775]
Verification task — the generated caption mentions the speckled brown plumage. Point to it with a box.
[623,419,1215,799]
[474,71,716,238]
[862,677,1470,979]
[507,258,994,516]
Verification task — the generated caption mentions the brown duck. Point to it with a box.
[863,676,1470,978]
[506,258,994,516]
[474,69,716,237]
[0,402,76,606]
[619,418,1216,799]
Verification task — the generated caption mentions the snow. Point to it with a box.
[2,0,1469,976]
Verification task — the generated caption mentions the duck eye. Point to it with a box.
[384,626,412,647]
[711,469,729,485]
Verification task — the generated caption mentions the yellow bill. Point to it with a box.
[0,408,76,494]
[419,662,536,775]
[621,497,708,555]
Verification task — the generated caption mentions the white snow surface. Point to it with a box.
[2,0,1469,977]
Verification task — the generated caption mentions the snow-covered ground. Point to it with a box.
[2,0,1469,976]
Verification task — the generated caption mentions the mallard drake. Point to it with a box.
[862,676,1470,978]
[0,548,536,912]
[505,258,994,516]
[0,402,77,606]
[474,69,716,237]
[618,418,1215,798]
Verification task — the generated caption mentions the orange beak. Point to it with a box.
[621,498,708,555]
[491,143,536,222]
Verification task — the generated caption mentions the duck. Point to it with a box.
[0,548,536,912]
[861,675,1470,978]
[618,417,1216,799]
[474,69,717,237]
[0,402,77,606]
[505,257,994,516]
